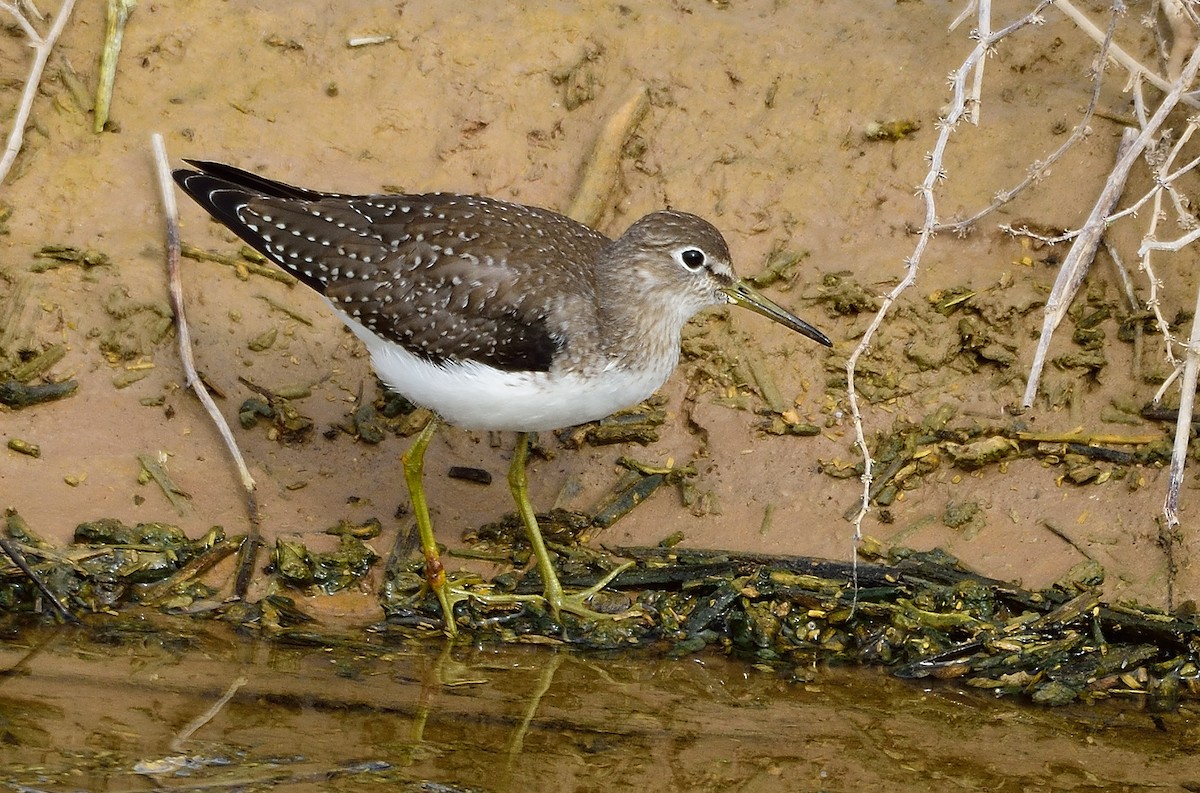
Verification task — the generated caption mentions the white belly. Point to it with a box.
[333,303,673,432]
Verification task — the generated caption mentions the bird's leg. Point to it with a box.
[401,415,458,636]
[508,433,564,607]
[508,432,637,621]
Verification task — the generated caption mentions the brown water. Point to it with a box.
[1,620,1196,792]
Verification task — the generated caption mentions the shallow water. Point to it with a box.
[1,619,1196,793]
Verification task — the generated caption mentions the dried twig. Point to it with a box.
[151,133,262,601]
[1021,45,1200,409]
[0,0,78,184]
[1052,0,1189,101]
[1020,125,1139,409]
[845,1,1053,572]
[1136,120,1200,404]
[963,0,991,125]
[1163,284,1200,544]
[939,2,1120,233]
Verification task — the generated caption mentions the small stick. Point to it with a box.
[948,0,978,31]
[1103,240,1143,380]
[1021,125,1139,409]
[1022,44,1200,409]
[18,0,44,22]
[0,534,77,622]
[1040,520,1095,561]
[1052,0,1188,102]
[567,84,649,227]
[0,0,79,184]
[151,133,262,600]
[1162,282,1200,538]
[93,0,136,133]
[168,675,247,753]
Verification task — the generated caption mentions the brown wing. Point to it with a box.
[174,163,609,373]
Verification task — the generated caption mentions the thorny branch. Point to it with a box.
[846,0,1054,570]
[1022,45,1200,409]
[1054,0,1194,100]
[1020,125,1140,409]
[848,0,1200,606]
[937,2,1121,234]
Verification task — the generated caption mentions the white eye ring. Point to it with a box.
[677,248,706,271]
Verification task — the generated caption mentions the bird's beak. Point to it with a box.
[721,281,833,347]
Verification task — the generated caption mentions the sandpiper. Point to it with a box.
[173,159,832,634]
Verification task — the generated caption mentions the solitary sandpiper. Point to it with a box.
[173,159,832,634]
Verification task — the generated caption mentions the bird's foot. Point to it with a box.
[545,560,642,622]
[460,560,642,623]
[425,574,482,637]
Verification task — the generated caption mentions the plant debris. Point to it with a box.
[3,504,1198,708]
[385,539,1200,708]
[1,512,231,614]
[863,118,921,141]
[236,380,315,444]
[137,452,192,515]
[30,244,112,270]
[820,407,1173,512]
[268,534,378,595]
[7,437,40,457]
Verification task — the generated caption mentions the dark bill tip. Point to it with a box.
[722,281,833,347]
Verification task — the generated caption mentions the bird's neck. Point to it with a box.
[592,268,688,376]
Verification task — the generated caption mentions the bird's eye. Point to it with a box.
[679,248,705,271]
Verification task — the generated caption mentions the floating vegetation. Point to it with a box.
[383,540,1200,707]
[0,511,234,614]
[3,505,1198,708]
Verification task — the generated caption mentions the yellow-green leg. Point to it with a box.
[508,432,636,620]
[402,415,458,636]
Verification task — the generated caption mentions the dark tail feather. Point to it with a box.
[176,159,340,201]
[172,163,336,293]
